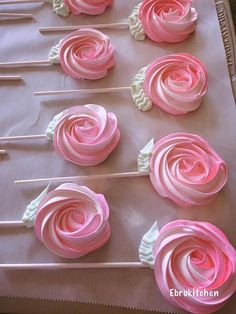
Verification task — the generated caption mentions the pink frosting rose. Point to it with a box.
[143,53,207,115]
[150,133,228,207]
[64,0,112,15]
[139,0,198,43]
[34,183,111,258]
[153,220,236,314]
[59,28,115,80]
[53,104,120,166]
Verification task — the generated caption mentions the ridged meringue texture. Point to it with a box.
[34,183,111,258]
[153,220,236,314]
[64,0,112,15]
[59,28,115,80]
[150,133,228,207]
[143,53,208,115]
[53,104,120,166]
[139,0,198,43]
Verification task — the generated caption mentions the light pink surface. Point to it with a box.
[59,28,115,80]
[150,133,228,207]
[153,220,236,314]
[0,0,236,313]
[53,104,120,166]
[64,0,113,16]
[34,183,111,258]
[144,53,207,114]
[139,0,198,43]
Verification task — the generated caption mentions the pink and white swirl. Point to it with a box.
[59,28,115,80]
[53,104,120,166]
[150,133,228,207]
[139,0,198,43]
[153,220,236,313]
[143,53,207,115]
[34,183,111,258]
[64,0,112,15]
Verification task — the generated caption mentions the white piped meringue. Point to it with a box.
[128,3,146,41]
[138,221,159,267]
[46,112,64,140]
[22,184,50,228]
[137,138,154,173]
[131,67,152,112]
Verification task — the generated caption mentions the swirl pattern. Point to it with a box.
[143,53,207,115]
[150,133,228,207]
[53,104,120,166]
[59,28,115,80]
[34,183,111,258]
[153,220,236,314]
[139,0,198,43]
[64,0,112,15]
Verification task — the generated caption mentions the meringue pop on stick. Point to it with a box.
[0,0,113,18]
[0,28,115,80]
[0,183,111,258]
[40,0,198,44]
[1,218,236,314]
[36,53,208,114]
[0,104,120,166]
[15,133,228,208]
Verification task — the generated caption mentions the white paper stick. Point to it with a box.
[15,171,149,184]
[0,60,51,68]
[0,262,147,270]
[0,134,46,141]
[0,221,25,227]
[0,75,21,81]
[34,86,131,97]
[0,12,33,18]
[39,22,129,33]
[0,0,46,4]
[0,150,7,154]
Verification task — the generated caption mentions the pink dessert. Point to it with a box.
[153,220,236,314]
[53,104,120,166]
[143,53,207,115]
[139,0,198,43]
[150,133,228,207]
[64,0,112,15]
[59,28,115,80]
[34,183,111,258]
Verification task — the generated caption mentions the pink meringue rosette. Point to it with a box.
[143,53,207,115]
[34,183,111,258]
[53,104,120,166]
[59,28,115,80]
[64,0,112,15]
[139,0,198,43]
[153,220,236,314]
[150,133,228,207]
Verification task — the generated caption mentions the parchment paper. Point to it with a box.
[0,0,236,313]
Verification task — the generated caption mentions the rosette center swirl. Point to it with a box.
[34,184,111,258]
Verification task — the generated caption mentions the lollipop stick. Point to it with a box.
[0,221,25,227]
[0,150,7,154]
[34,87,131,97]
[0,60,51,68]
[0,12,33,19]
[0,134,46,141]
[15,172,149,184]
[0,0,47,4]
[39,22,129,33]
[0,262,147,270]
[0,75,21,81]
